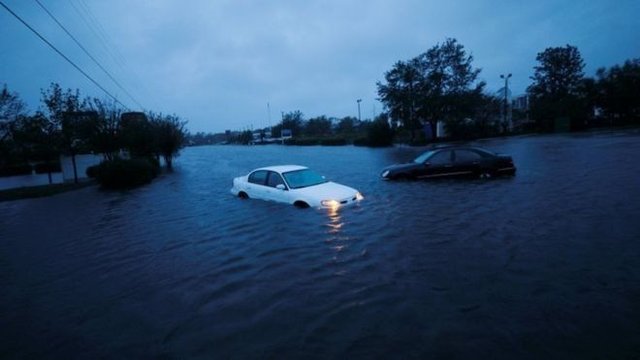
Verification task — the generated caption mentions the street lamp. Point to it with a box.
[500,73,512,132]
[356,99,362,121]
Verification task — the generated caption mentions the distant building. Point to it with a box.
[512,94,529,111]
[511,94,533,131]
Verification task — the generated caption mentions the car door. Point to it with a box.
[453,149,483,177]
[263,171,289,203]
[419,150,454,178]
[246,170,269,199]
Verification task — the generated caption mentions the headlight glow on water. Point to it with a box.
[321,200,340,208]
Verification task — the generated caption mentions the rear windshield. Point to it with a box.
[282,169,327,189]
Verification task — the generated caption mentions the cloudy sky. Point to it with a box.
[1,0,638,133]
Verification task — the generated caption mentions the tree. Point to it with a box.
[40,83,85,129]
[1,84,26,127]
[527,45,586,131]
[0,85,28,167]
[304,116,333,137]
[120,112,156,158]
[38,83,88,179]
[365,113,394,147]
[272,110,305,137]
[378,38,485,141]
[595,58,640,124]
[336,116,357,136]
[377,60,420,139]
[234,130,253,145]
[10,113,61,183]
[148,112,187,170]
[445,93,502,139]
[86,98,123,160]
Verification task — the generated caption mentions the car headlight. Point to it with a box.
[381,170,390,178]
[321,200,340,208]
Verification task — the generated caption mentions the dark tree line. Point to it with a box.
[266,111,391,146]
[528,45,640,131]
[269,111,366,139]
[0,83,187,180]
[377,39,640,141]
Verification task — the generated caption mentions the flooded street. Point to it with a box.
[1,130,640,359]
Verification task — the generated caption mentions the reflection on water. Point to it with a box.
[1,130,640,359]
[325,206,343,233]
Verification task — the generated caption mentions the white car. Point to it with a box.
[230,165,363,209]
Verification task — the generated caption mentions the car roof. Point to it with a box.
[252,165,308,174]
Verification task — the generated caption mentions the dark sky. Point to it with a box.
[2,0,638,133]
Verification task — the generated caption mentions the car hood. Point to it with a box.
[291,181,358,201]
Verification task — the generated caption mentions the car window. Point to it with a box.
[414,150,436,164]
[455,150,482,163]
[248,170,268,185]
[428,151,452,165]
[282,169,327,189]
[266,171,286,188]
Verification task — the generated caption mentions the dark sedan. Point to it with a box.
[380,146,516,180]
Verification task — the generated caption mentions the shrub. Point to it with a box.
[366,118,394,147]
[284,138,319,146]
[93,158,158,189]
[353,119,394,147]
[283,137,349,146]
[86,164,99,178]
[319,137,348,146]
[353,137,369,147]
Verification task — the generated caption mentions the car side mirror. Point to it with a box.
[276,184,286,190]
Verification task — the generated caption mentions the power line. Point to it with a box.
[69,0,157,110]
[78,0,127,66]
[0,1,129,110]
[34,0,144,110]
[67,0,120,67]
[71,0,126,68]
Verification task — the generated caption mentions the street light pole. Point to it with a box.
[500,73,512,132]
[357,99,362,122]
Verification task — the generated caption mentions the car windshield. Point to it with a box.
[282,169,327,189]
[413,150,436,164]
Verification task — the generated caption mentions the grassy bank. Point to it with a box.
[0,181,96,202]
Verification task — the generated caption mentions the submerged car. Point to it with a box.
[231,165,364,208]
[380,146,516,180]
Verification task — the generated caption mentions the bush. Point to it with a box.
[284,138,319,146]
[86,164,99,178]
[0,164,32,177]
[352,137,369,147]
[319,137,348,146]
[93,158,158,189]
[367,118,394,147]
[34,162,61,174]
[354,119,394,147]
[283,137,349,146]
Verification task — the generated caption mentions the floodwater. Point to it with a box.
[1,130,640,359]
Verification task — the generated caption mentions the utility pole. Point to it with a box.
[500,73,512,133]
[357,99,362,121]
[267,102,272,129]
